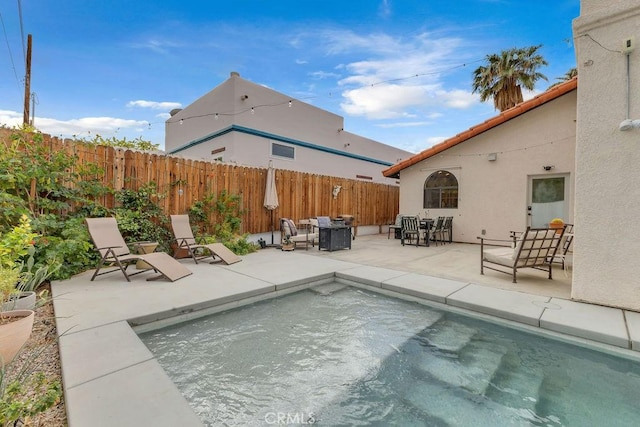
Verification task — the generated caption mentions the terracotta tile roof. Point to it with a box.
[382,77,578,178]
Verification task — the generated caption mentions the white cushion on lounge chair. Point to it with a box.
[482,247,514,266]
[480,226,565,283]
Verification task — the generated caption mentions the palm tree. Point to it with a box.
[549,67,577,89]
[472,45,548,111]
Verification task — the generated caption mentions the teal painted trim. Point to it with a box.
[168,125,394,166]
[168,126,235,154]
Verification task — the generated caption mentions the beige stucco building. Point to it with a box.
[572,0,640,311]
[384,0,640,312]
[383,79,577,245]
[165,72,412,185]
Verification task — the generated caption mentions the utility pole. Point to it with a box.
[23,34,32,126]
[30,92,36,126]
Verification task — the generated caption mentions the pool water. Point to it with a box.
[139,284,640,426]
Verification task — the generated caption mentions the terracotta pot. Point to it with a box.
[550,220,564,234]
[0,309,35,365]
[170,243,191,259]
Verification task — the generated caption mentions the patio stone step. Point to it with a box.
[484,350,546,421]
[403,379,529,425]
[309,283,349,296]
[419,317,478,353]
[416,337,510,396]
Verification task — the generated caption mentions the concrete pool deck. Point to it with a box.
[51,235,640,426]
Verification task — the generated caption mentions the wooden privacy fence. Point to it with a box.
[8,131,400,234]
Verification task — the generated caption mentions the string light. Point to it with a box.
[437,136,573,158]
[149,35,581,132]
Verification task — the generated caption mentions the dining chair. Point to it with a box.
[401,216,421,247]
[441,216,454,244]
[430,217,445,246]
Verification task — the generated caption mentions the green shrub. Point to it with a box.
[114,182,172,252]
[189,190,256,255]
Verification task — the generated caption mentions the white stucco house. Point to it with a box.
[383,78,577,245]
[165,72,412,185]
[383,0,640,312]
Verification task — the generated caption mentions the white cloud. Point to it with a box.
[378,0,391,18]
[341,84,431,119]
[37,116,149,137]
[436,89,479,109]
[0,110,22,128]
[426,136,448,146]
[127,100,182,110]
[127,39,182,54]
[0,109,148,138]
[376,121,432,129]
[339,82,477,120]
[522,88,541,101]
[312,29,480,120]
[295,59,308,64]
[309,70,340,80]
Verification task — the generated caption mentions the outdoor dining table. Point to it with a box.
[419,218,434,247]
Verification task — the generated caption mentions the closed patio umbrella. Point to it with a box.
[264,160,279,245]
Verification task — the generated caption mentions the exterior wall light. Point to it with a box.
[619,119,640,131]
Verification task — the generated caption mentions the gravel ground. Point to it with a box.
[4,284,67,426]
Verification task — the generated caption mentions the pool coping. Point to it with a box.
[51,251,640,426]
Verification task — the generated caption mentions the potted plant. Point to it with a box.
[549,218,565,234]
[281,235,295,251]
[0,216,38,364]
[0,266,35,365]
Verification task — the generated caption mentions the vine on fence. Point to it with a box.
[0,127,256,280]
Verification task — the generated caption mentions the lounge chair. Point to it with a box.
[170,214,242,265]
[479,226,565,283]
[85,217,192,282]
[549,223,574,269]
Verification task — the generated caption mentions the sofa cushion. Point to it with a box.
[281,218,298,236]
[483,247,515,267]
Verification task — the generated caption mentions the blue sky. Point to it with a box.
[0,0,579,153]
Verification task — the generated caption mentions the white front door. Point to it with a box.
[528,175,569,228]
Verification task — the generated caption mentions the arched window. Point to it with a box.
[423,170,458,209]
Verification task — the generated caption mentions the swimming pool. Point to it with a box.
[140,283,640,426]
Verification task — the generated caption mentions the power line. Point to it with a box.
[369,60,485,87]
[17,0,25,61]
[0,10,21,91]
[577,33,622,54]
